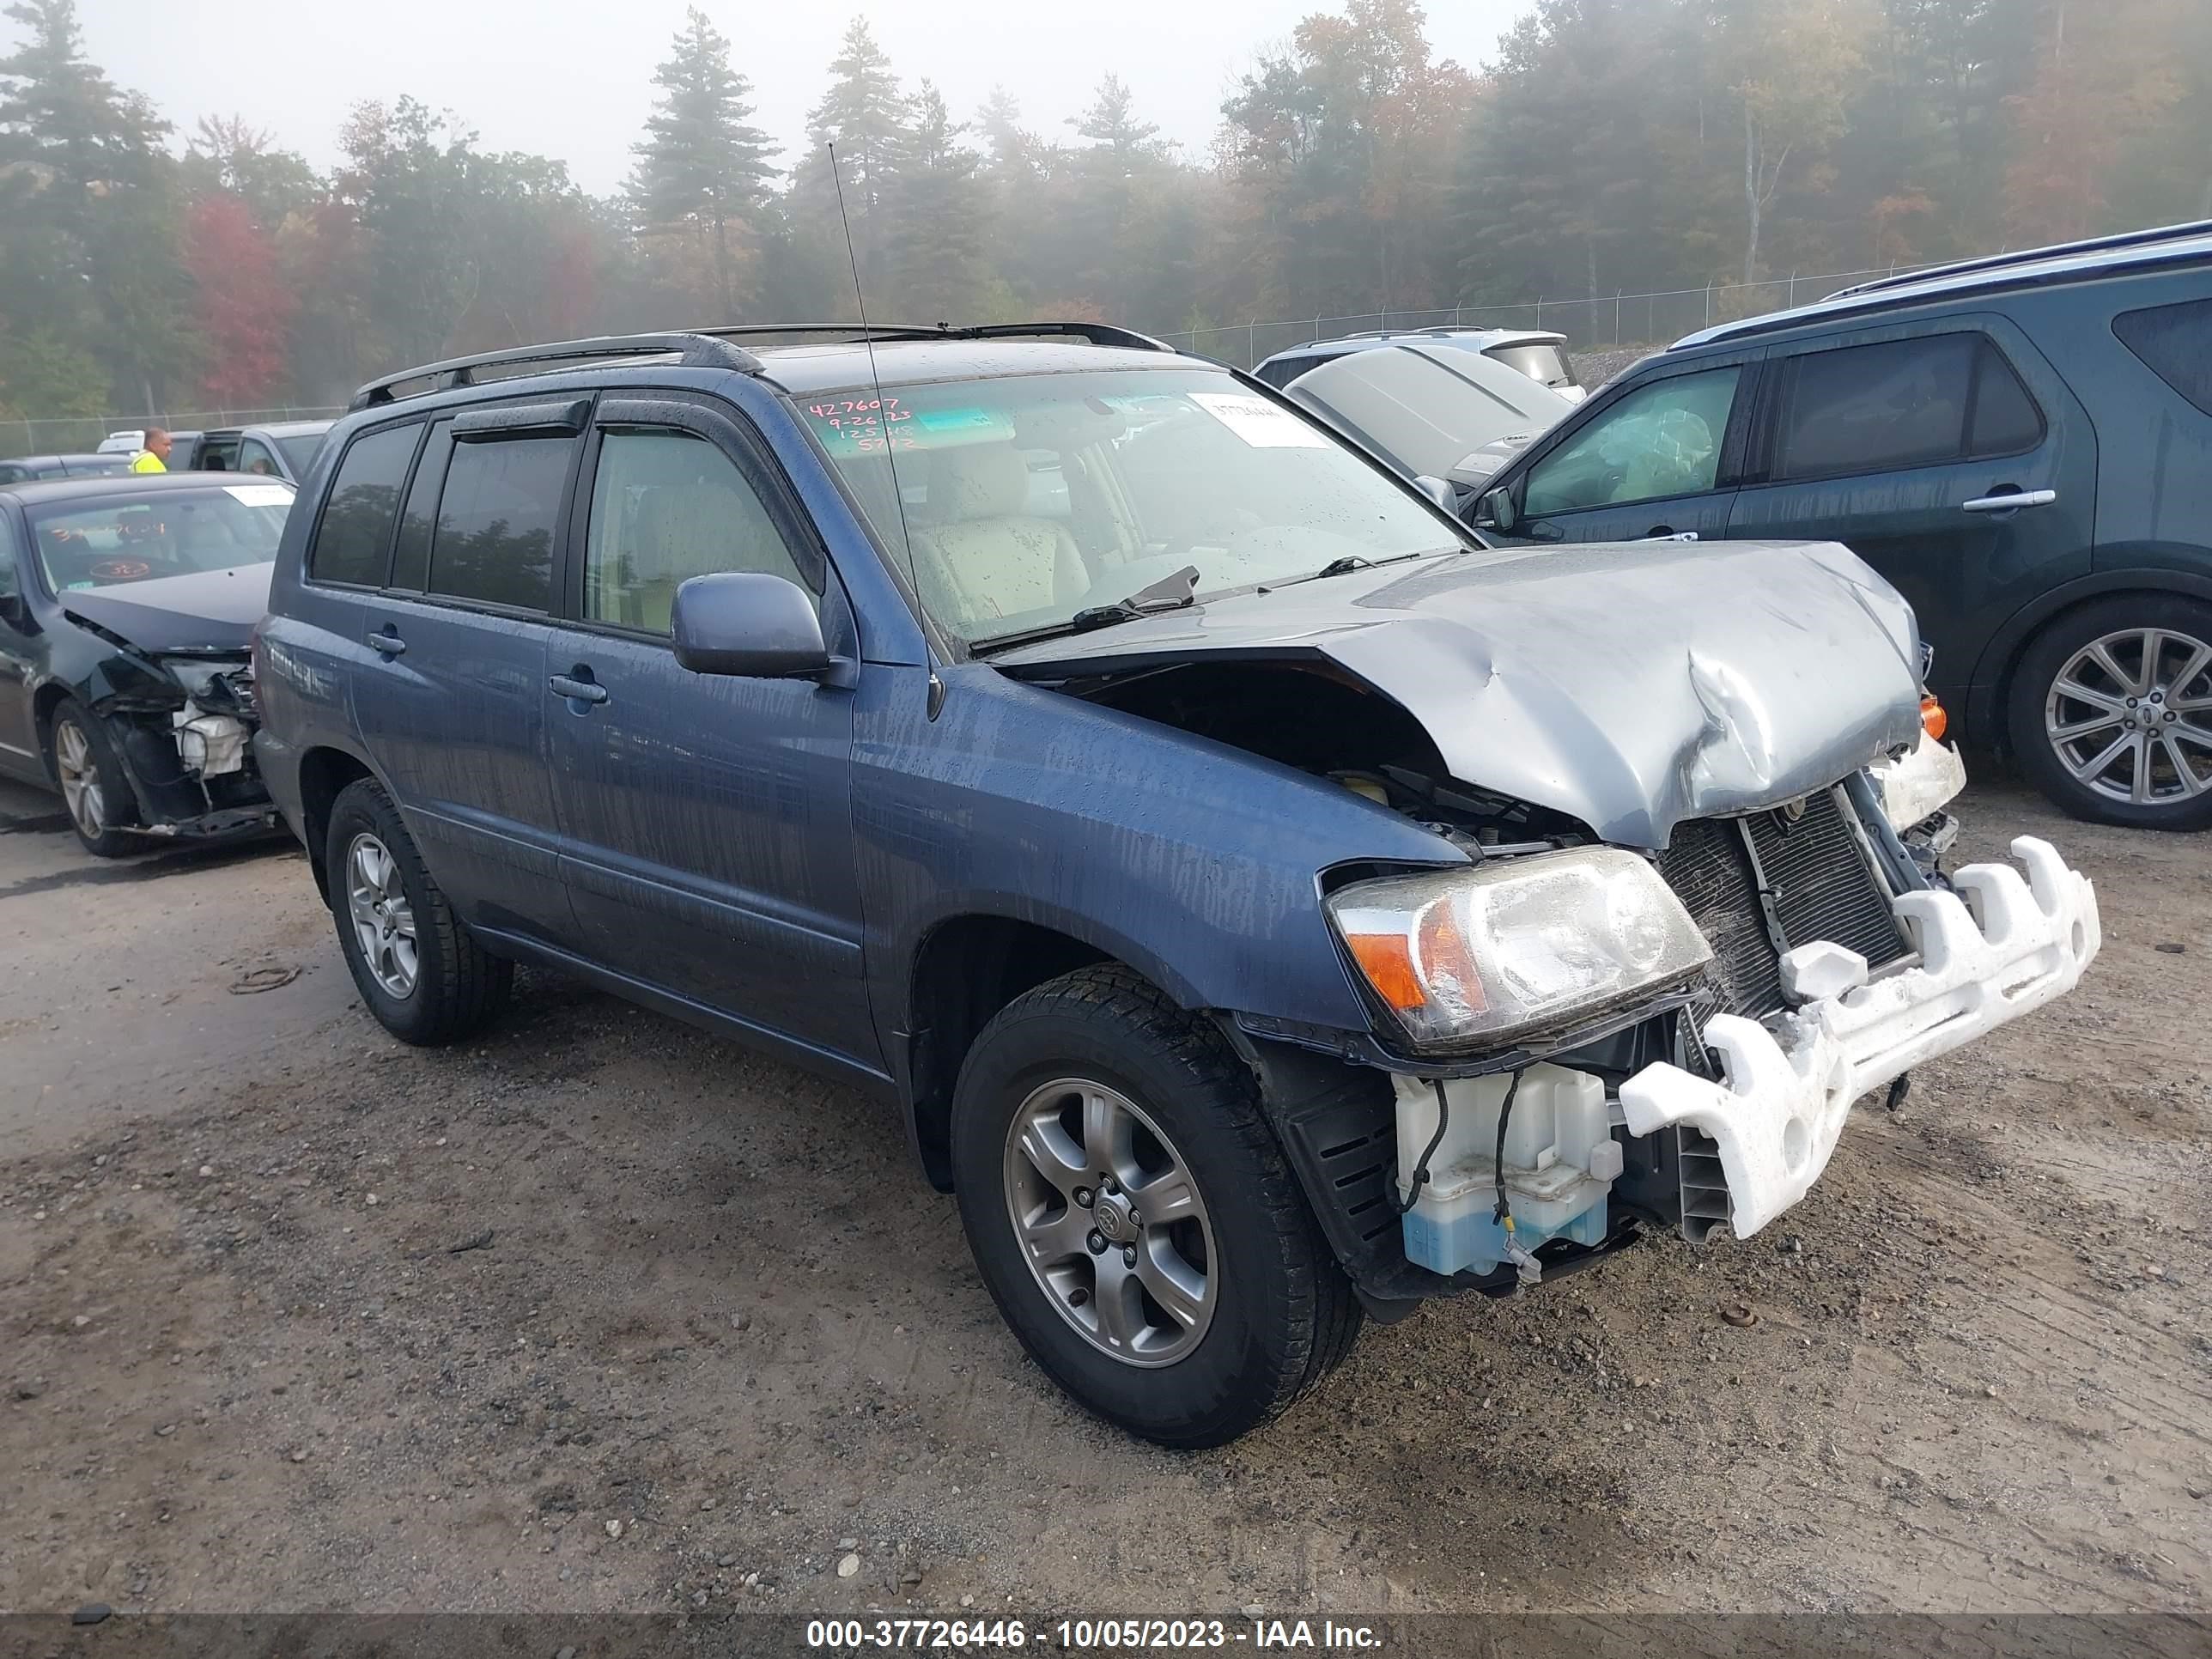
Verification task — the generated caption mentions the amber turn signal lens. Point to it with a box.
[1344,933,1425,1012]
[1920,694,1948,742]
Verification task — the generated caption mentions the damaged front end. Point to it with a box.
[1243,765,2097,1319]
[996,539,2100,1314]
[72,629,278,840]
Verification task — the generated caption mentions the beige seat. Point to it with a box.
[615,481,799,633]
[908,444,1088,628]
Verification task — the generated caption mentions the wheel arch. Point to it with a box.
[1967,567,2212,750]
[30,679,73,770]
[900,914,1127,1191]
[295,744,381,902]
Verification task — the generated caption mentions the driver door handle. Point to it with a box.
[1962,489,2057,514]
[1644,527,1698,541]
[548,672,608,705]
[368,628,406,656]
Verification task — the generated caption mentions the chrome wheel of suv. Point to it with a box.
[53,720,105,843]
[346,831,419,999]
[2044,626,2212,805]
[1002,1076,1218,1367]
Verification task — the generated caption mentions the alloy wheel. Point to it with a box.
[53,720,106,842]
[346,831,420,999]
[2045,627,2212,806]
[1001,1077,1218,1367]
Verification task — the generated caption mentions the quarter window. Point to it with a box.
[236,437,283,478]
[1522,366,1741,516]
[1769,334,2042,481]
[2114,297,2212,416]
[582,429,811,634]
[425,435,572,611]
[308,424,421,586]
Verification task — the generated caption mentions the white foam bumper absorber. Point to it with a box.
[1619,836,2100,1237]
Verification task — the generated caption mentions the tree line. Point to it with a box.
[1,0,2205,422]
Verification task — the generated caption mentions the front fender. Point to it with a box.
[854,659,1468,1049]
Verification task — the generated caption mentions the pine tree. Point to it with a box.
[0,0,189,412]
[629,7,776,320]
[1069,75,1167,167]
[884,82,987,322]
[799,16,912,275]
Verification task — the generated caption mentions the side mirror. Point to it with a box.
[0,591,26,632]
[1474,484,1519,534]
[1411,473,1455,513]
[671,572,834,678]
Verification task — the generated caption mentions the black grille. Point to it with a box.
[1658,788,1910,1026]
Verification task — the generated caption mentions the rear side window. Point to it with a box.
[1770,334,2042,481]
[1255,355,1320,388]
[1487,342,1576,390]
[308,424,421,586]
[2115,298,2212,416]
[425,435,572,611]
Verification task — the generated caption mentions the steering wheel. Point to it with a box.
[87,557,156,583]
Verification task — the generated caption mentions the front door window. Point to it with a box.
[1522,367,1741,516]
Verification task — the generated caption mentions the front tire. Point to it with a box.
[325,778,511,1044]
[2009,594,2212,830]
[951,965,1360,1448]
[46,698,140,858]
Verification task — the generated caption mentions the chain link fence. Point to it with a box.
[2,406,345,462]
[1154,265,1926,371]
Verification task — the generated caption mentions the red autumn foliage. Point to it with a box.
[184,194,297,406]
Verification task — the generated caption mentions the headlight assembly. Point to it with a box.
[1327,848,1712,1049]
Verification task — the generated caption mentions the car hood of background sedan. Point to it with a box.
[991,538,1927,848]
[58,563,275,654]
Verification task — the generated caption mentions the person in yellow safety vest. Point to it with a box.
[130,428,172,472]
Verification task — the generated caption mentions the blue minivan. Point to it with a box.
[253,323,2098,1444]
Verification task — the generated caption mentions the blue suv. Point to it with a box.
[254,323,2099,1444]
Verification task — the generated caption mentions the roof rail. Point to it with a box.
[349,332,768,411]
[348,319,1182,412]
[1826,219,2212,301]
[942,321,1178,352]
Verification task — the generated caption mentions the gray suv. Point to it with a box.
[253,323,2099,1445]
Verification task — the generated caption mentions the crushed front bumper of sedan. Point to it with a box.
[100,655,281,839]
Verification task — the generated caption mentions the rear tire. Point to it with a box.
[46,698,140,858]
[2009,594,2212,830]
[951,964,1361,1448]
[325,777,511,1044]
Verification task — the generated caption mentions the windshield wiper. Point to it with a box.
[1285,549,1447,586]
[1066,564,1201,632]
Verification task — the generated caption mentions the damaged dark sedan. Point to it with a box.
[255,326,2100,1449]
[0,473,289,855]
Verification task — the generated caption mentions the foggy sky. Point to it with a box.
[76,0,1526,196]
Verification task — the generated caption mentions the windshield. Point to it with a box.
[27,482,294,592]
[276,433,326,477]
[801,368,1459,645]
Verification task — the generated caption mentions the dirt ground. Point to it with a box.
[0,769,2205,1620]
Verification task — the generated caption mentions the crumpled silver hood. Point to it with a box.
[991,539,1925,848]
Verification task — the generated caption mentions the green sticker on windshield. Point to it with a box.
[800,395,1015,459]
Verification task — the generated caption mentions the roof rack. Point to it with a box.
[349,319,1181,412]
[693,320,1176,351]
[349,332,769,411]
[1826,219,2212,301]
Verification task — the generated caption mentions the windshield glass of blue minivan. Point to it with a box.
[799,368,1462,647]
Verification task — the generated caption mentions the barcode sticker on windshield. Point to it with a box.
[1188,392,1332,449]
[223,483,294,507]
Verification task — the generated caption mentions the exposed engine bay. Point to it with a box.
[78,637,276,839]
